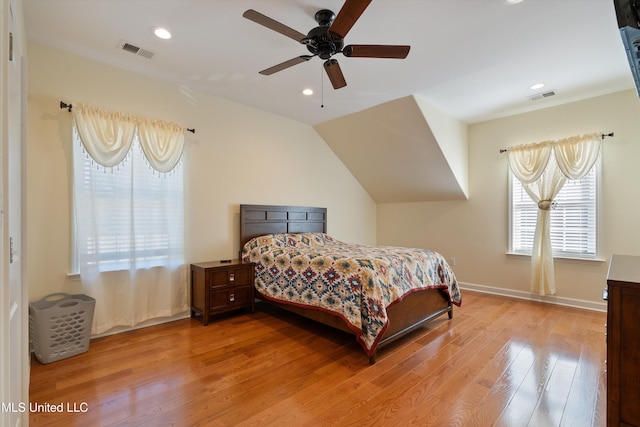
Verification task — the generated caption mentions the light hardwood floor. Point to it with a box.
[29,290,607,426]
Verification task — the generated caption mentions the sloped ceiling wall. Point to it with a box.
[314,95,469,203]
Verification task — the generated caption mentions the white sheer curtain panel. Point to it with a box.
[520,157,566,295]
[72,104,188,334]
[507,133,601,295]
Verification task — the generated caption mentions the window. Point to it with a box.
[509,161,598,259]
[72,131,184,273]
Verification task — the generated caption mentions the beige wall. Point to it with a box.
[378,89,640,307]
[28,41,640,309]
[26,42,376,301]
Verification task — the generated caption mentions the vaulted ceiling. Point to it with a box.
[23,0,634,202]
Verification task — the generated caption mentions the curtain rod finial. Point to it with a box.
[60,101,72,112]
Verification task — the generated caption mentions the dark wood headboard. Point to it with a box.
[240,204,327,253]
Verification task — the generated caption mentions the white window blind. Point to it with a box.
[510,164,598,259]
[73,130,184,273]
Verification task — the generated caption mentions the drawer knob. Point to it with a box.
[229,273,235,282]
[229,293,235,302]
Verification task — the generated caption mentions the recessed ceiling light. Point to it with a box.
[530,82,545,90]
[153,27,172,40]
[302,88,313,96]
[504,0,524,4]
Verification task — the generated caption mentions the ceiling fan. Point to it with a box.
[242,0,410,89]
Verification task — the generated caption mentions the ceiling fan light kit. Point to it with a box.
[243,0,410,90]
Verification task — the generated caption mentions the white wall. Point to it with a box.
[26,42,376,301]
[378,89,640,307]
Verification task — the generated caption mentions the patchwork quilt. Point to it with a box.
[242,233,461,356]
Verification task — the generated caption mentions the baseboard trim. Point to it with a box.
[459,282,607,313]
[91,312,192,340]
[87,283,607,340]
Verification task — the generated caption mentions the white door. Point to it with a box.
[1,0,27,426]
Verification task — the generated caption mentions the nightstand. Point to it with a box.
[190,260,255,325]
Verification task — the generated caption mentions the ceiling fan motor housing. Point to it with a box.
[303,9,344,59]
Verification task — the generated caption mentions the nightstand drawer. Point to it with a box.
[207,266,252,288]
[210,286,252,311]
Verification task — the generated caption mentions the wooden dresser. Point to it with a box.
[190,260,255,326]
[606,254,640,427]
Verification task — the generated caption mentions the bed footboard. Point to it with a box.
[256,288,452,364]
[370,289,452,364]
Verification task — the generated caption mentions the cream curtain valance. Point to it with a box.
[73,104,186,173]
[507,133,602,184]
[137,118,185,173]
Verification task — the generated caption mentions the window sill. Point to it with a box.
[505,252,606,264]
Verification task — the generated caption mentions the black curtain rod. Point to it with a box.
[60,101,196,134]
[499,132,614,153]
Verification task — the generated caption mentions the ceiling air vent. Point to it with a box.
[528,90,556,101]
[119,41,155,59]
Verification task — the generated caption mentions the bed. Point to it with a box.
[240,204,461,364]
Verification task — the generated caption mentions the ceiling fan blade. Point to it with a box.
[343,44,411,59]
[243,9,307,42]
[328,0,372,39]
[324,59,347,89]
[259,56,313,75]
